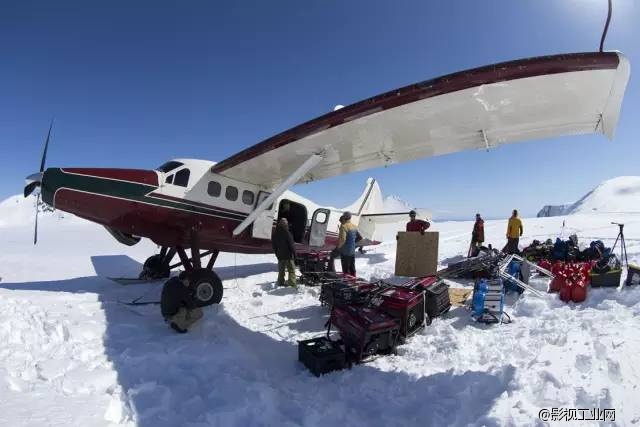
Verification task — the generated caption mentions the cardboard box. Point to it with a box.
[395,231,439,277]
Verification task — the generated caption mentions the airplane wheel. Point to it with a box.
[189,269,223,307]
[139,254,170,280]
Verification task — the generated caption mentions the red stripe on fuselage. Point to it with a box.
[54,188,346,253]
[62,168,159,186]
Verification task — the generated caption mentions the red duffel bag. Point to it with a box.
[580,263,592,285]
[551,261,565,277]
[538,259,552,272]
[571,280,587,303]
[549,275,564,293]
[559,279,573,302]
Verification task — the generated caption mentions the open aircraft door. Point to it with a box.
[309,208,330,247]
[251,191,275,240]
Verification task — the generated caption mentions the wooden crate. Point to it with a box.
[394,231,439,277]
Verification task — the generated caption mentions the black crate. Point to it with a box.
[298,337,346,377]
[424,280,451,323]
[626,264,640,286]
[591,269,622,287]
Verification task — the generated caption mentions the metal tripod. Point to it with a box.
[611,222,629,268]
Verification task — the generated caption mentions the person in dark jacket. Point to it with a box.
[406,210,430,233]
[468,213,485,257]
[161,271,203,333]
[337,211,358,276]
[271,217,297,287]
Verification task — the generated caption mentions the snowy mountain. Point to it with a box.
[383,195,412,212]
[0,194,77,227]
[538,176,640,217]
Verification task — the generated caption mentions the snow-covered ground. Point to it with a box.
[1,193,640,426]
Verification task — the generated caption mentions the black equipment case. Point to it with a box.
[590,269,622,287]
[298,336,346,377]
[626,264,640,286]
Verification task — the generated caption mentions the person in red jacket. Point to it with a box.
[406,210,430,233]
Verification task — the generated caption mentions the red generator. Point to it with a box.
[319,276,378,307]
[372,287,425,341]
[330,305,400,363]
[401,276,451,324]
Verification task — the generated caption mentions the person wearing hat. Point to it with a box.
[161,271,203,333]
[406,210,430,234]
[336,211,358,276]
[271,217,297,287]
[503,209,523,254]
[468,213,485,257]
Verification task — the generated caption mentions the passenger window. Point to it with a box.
[174,169,190,187]
[208,181,221,197]
[166,174,174,184]
[226,186,238,201]
[315,211,327,224]
[242,190,255,205]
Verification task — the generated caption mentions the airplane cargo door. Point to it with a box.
[251,191,275,240]
[309,208,330,247]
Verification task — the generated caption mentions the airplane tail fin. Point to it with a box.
[342,178,384,216]
[344,178,432,242]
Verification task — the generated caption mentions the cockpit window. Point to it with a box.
[174,169,190,187]
[156,161,184,173]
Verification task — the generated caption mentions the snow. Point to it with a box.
[538,176,640,217]
[1,185,640,426]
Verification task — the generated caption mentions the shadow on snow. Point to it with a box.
[1,256,518,427]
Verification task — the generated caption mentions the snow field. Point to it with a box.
[1,197,640,425]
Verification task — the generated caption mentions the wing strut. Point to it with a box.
[232,153,324,236]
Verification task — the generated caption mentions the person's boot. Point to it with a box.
[170,322,188,334]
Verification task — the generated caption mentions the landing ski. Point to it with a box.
[108,276,164,286]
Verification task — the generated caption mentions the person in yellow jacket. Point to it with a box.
[503,209,523,254]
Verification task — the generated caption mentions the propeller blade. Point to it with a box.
[24,181,40,198]
[34,194,40,245]
[40,119,54,173]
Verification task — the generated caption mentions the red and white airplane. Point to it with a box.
[24,51,630,307]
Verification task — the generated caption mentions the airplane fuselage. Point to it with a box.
[39,159,353,254]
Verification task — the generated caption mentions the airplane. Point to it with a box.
[23,51,630,308]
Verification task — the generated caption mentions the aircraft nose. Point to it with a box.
[24,172,43,197]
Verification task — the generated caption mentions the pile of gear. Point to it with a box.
[521,234,605,264]
[298,272,451,376]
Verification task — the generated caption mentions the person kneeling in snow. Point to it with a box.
[161,271,203,333]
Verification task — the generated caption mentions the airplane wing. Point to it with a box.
[212,51,630,188]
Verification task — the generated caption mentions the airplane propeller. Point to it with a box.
[24,120,54,245]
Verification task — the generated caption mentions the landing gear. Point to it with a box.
[188,269,223,307]
[150,239,223,307]
[139,254,170,280]
[139,247,176,280]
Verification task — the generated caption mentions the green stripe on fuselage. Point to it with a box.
[42,168,247,221]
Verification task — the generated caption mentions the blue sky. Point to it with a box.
[1,0,638,219]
